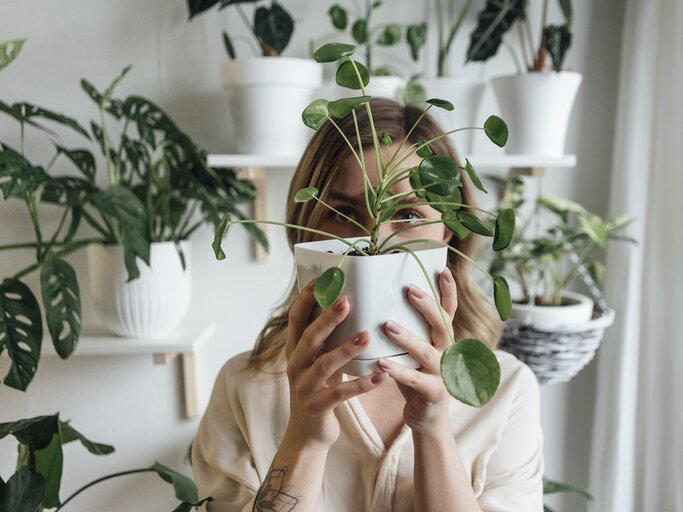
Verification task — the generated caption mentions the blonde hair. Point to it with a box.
[247,98,501,371]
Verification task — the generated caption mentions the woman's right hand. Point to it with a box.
[283,279,387,450]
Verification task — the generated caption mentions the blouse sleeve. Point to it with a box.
[477,363,545,512]
[192,360,260,512]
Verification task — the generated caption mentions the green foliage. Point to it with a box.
[314,268,346,309]
[0,39,26,71]
[543,476,593,511]
[440,339,501,407]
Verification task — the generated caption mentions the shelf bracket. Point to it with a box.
[508,166,547,178]
[235,167,269,261]
[153,351,198,419]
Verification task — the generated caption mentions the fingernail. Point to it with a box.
[371,372,385,384]
[377,358,392,371]
[334,296,347,312]
[441,268,453,283]
[385,321,401,335]
[307,278,318,290]
[354,332,368,345]
[408,284,425,298]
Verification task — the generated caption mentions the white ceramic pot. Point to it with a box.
[221,57,322,156]
[87,241,192,337]
[421,77,486,154]
[509,290,593,330]
[490,71,582,156]
[294,236,447,376]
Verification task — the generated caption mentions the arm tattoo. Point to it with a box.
[253,466,300,511]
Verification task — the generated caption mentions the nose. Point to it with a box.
[378,223,395,239]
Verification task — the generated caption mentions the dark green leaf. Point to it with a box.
[313,43,356,63]
[254,4,294,55]
[418,155,460,196]
[186,0,221,19]
[301,99,329,130]
[544,24,572,72]
[173,498,213,512]
[415,140,433,158]
[151,462,198,503]
[484,115,508,147]
[406,23,427,61]
[222,31,236,59]
[0,278,43,391]
[34,431,63,508]
[40,255,81,359]
[442,211,471,240]
[408,168,426,199]
[456,211,493,236]
[0,467,45,512]
[426,98,454,111]
[493,208,515,250]
[41,176,94,207]
[493,275,511,321]
[0,145,50,199]
[466,0,526,62]
[212,213,230,260]
[441,339,501,407]
[314,267,346,309]
[377,25,401,46]
[59,421,114,455]
[403,79,427,107]
[336,60,370,90]
[9,103,90,139]
[352,20,368,44]
[0,415,57,448]
[427,185,462,214]
[463,159,486,192]
[0,39,25,72]
[55,146,96,183]
[293,187,319,203]
[327,96,371,118]
[381,132,392,147]
[328,4,348,30]
[558,0,573,25]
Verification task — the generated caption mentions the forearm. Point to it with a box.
[253,431,328,512]
[412,420,482,512]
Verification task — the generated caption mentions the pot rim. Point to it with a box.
[511,290,593,310]
[294,236,446,259]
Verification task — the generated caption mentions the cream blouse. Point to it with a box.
[192,349,544,511]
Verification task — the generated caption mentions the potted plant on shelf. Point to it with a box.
[187,0,322,156]
[213,42,516,408]
[0,413,211,511]
[466,0,580,156]
[488,176,635,383]
[322,1,427,102]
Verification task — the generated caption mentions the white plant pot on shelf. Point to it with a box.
[221,57,322,156]
[421,77,485,154]
[508,290,593,330]
[294,236,447,376]
[490,71,582,157]
[87,241,192,338]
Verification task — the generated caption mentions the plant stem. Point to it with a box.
[41,207,70,260]
[327,117,363,170]
[236,3,265,55]
[438,0,475,77]
[13,238,102,280]
[502,40,523,74]
[351,109,374,218]
[312,196,370,234]
[55,468,152,511]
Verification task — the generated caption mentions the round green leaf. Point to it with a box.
[313,43,356,63]
[327,96,371,118]
[456,211,493,237]
[427,186,462,214]
[377,24,401,45]
[328,4,348,30]
[463,159,487,193]
[415,140,433,158]
[294,187,319,203]
[484,115,508,147]
[440,339,501,407]
[352,19,368,44]
[314,267,346,309]
[418,155,459,196]
[493,208,515,251]
[441,211,471,240]
[426,98,454,111]
[408,168,426,199]
[493,275,511,321]
[302,99,329,130]
[336,60,370,90]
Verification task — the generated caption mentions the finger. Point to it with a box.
[306,331,370,386]
[290,296,350,371]
[384,321,440,373]
[377,358,444,402]
[407,283,454,349]
[439,268,458,318]
[305,372,387,414]
[286,279,319,359]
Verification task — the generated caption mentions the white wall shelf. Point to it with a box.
[43,323,216,419]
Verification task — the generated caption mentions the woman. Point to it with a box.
[192,99,544,511]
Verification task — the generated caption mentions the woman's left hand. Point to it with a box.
[377,267,457,435]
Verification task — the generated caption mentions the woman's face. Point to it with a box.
[315,147,452,244]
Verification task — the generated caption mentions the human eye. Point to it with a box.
[330,205,359,223]
[393,208,425,223]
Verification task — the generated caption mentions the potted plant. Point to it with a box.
[187,0,322,156]
[0,413,211,511]
[78,66,267,337]
[322,1,427,102]
[213,42,516,408]
[466,0,580,156]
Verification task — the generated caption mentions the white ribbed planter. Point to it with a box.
[491,72,582,156]
[422,77,485,153]
[87,241,192,338]
[509,291,593,330]
[222,57,322,156]
[294,237,447,376]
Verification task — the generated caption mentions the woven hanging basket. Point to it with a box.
[499,307,615,385]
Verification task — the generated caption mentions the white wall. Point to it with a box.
[0,1,624,510]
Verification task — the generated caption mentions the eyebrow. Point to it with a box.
[327,191,422,205]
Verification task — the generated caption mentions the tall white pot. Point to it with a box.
[422,77,486,154]
[87,241,192,337]
[222,57,322,156]
[294,237,447,376]
[491,72,582,156]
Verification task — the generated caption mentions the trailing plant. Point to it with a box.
[325,0,427,76]
[434,0,476,77]
[213,42,517,408]
[466,0,573,72]
[187,0,295,58]
[488,176,635,307]
[0,413,211,511]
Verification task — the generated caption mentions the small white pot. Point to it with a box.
[490,71,582,156]
[509,290,593,330]
[294,237,447,376]
[87,241,192,337]
[421,77,486,154]
[221,57,322,156]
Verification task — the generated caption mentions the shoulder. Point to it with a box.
[496,349,539,394]
[212,351,289,406]
[489,349,541,420]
